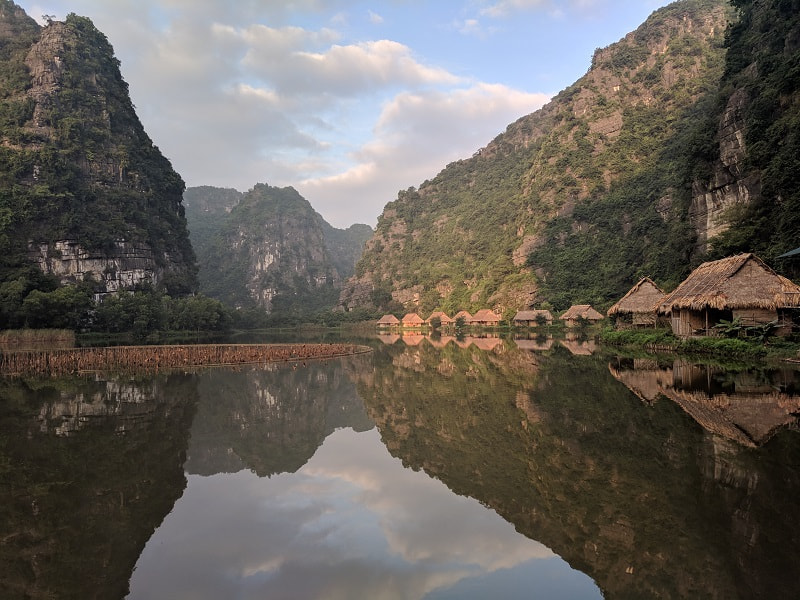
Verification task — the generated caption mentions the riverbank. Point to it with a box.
[0,343,372,377]
[597,327,800,362]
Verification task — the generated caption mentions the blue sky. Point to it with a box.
[18,1,673,227]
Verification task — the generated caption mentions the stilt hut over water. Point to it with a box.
[607,278,666,328]
[657,253,800,338]
[560,305,604,327]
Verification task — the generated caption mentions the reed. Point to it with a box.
[0,343,370,377]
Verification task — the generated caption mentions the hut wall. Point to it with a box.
[632,313,657,326]
[670,309,706,337]
[732,308,778,326]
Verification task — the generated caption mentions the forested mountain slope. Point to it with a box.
[340,0,734,314]
[0,2,196,326]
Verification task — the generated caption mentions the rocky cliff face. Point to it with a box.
[689,88,760,251]
[194,184,371,313]
[0,3,196,297]
[688,0,800,260]
[340,0,732,313]
[27,239,180,294]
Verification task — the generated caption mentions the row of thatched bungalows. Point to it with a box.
[377,310,506,329]
[607,253,800,337]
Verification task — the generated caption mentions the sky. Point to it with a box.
[18,0,672,228]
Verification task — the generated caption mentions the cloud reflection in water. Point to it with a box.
[128,427,601,599]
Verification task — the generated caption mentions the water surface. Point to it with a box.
[1,336,798,599]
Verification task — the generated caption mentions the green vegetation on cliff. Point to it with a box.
[0,10,195,271]
[696,0,800,260]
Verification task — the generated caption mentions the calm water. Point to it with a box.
[1,335,799,599]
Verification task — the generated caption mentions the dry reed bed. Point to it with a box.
[0,343,370,377]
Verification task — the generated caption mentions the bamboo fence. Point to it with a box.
[0,343,371,377]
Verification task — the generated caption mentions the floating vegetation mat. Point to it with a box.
[0,343,371,376]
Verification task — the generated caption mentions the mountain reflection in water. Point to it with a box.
[356,337,800,599]
[128,354,599,599]
[1,339,798,599]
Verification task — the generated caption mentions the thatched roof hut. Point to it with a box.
[513,310,553,326]
[470,309,502,325]
[401,313,425,327]
[560,305,604,326]
[453,310,472,322]
[426,311,453,325]
[658,253,800,337]
[376,314,400,328]
[607,278,666,327]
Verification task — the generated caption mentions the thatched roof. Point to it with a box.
[426,311,453,324]
[401,313,425,325]
[658,253,800,313]
[471,309,501,323]
[607,278,665,316]
[560,305,604,321]
[513,309,553,322]
[453,310,472,321]
[377,314,400,325]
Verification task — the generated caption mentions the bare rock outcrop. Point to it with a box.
[689,88,761,251]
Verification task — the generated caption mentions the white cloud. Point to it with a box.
[241,34,462,96]
[298,83,550,227]
[368,9,384,24]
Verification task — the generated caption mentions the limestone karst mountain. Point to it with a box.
[0,2,196,326]
[185,184,372,313]
[341,0,788,315]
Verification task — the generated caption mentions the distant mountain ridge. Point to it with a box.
[184,184,372,314]
[340,0,744,314]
